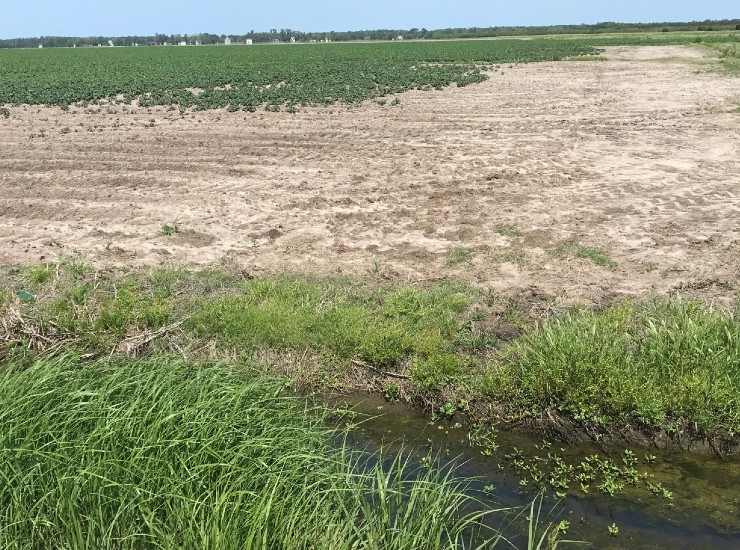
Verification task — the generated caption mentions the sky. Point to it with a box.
[1,0,737,39]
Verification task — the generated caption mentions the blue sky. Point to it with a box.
[1,0,737,39]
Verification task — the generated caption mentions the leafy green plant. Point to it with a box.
[382,381,401,401]
[161,222,180,236]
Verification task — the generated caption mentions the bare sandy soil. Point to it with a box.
[1,46,739,305]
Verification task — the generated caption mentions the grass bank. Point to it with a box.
[0,353,533,549]
[482,300,740,435]
[2,263,739,449]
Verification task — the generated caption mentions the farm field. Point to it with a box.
[2,38,740,548]
[1,43,738,306]
[0,40,599,109]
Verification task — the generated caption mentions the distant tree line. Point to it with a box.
[2,19,740,49]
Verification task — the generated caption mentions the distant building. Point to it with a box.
[38,44,43,48]
[396,35,404,41]
[225,37,232,45]
[179,41,187,46]
[246,38,253,45]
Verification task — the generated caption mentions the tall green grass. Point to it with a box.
[483,299,740,433]
[0,354,515,549]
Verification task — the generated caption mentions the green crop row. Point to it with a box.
[0,40,599,111]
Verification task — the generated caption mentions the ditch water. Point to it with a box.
[329,393,740,549]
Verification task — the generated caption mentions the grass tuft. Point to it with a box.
[552,243,617,268]
[445,247,478,268]
[24,264,55,287]
[0,354,511,549]
[496,224,523,238]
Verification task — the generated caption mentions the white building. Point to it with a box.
[246,38,253,45]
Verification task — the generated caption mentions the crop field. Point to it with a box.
[0,40,600,110]
[2,36,740,547]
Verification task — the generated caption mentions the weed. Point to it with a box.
[483,298,740,434]
[411,353,461,391]
[24,264,54,287]
[455,322,497,353]
[0,287,11,309]
[60,126,71,134]
[60,254,91,280]
[501,251,524,264]
[608,523,619,537]
[0,107,9,118]
[436,402,457,419]
[161,222,180,236]
[496,224,522,237]
[552,242,617,268]
[68,283,91,305]
[637,260,659,273]
[148,267,187,298]
[382,382,401,401]
[445,247,477,268]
